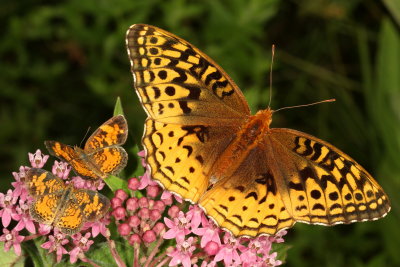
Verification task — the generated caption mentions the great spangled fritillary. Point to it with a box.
[126,24,390,237]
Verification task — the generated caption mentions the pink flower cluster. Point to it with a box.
[110,151,286,267]
[0,149,110,263]
[0,149,288,266]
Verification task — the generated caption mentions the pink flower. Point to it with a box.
[14,200,36,234]
[38,223,52,235]
[111,197,123,209]
[142,230,156,243]
[239,239,263,266]
[0,189,19,227]
[69,232,94,263]
[126,197,139,211]
[138,171,158,189]
[187,205,203,229]
[167,205,180,218]
[204,241,220,256]
[41,230,69,262]
[127,177,140,190]
[82,216,110,237]
[213,233,243,265]
[0,229,24,256]
[28,149,49,168]
[137,150,146,157]
[112,206,127,221]
[51,160,71,179]
[161,190,182,203]
[115,189,128,201]
[164,211,192,242]
[118,223,131,236]
[192,214,221,247]
[269,230,287,244]
[262,251,282,266]
[137,150,147,168]
[71,176,105,190]
[129,233,141,245]
[195,261,217,267]
[11,166,29,200]
[167,237,196,267]
[71,176,86,189]
[146,185,160,198]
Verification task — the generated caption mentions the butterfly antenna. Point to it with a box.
[79,127,91,147]
[274,99,336,113]
[268,45,275,109]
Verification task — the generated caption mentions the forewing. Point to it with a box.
[45,141,99,179]
[29,192,64,226]
[199,144,295,237]
[144,118,240,202]
[25,168,66,198]
[45,140,79,162]
[268,128,390,225]
[126,24,251,126]
[84,115,128,152]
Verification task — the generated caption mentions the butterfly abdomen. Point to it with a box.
[210,109,272,180]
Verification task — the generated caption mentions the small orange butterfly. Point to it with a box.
[126,24,390,237]
[45,115,128,180]
[26,168,110,235]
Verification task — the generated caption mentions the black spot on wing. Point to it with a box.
[235,186,245,192]
[312,203,325,211]
[179,101,191,114]
[183,145,193,157]
[245,192,258,200]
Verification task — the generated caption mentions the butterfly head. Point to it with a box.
[253,108,273,131]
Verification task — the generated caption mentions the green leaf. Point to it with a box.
[105,175,128,193]
[0,243,25,267]
[273,243,291,264]
[382,0,400,28]
[113,97,125,116]
[30,237,56,266]
[129,144,147,178]
[85,239,133,267]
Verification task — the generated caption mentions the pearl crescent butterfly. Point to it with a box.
[45,115,128,180]
[26,168,110,235]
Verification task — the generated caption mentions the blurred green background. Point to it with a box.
[1,0,399,266]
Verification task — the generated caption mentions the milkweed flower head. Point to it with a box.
[1,149,287,265]
[110,151,287,266]
[0,149,111,264]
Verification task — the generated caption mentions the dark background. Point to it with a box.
[1,0,399,266]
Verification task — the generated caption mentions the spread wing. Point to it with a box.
[267,128,390,226]
[199,143,295,237]
[84,115,128,152]
[44,141,99,179]
[54,189,110,235]
[25,168,66,198]
[126,24,251,201]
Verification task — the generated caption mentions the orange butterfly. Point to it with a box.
[26,168,110,234]
[126,24,390,237]
[45,115,128,180]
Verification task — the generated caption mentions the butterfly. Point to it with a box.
[25,168,110,235]
[126,24,391,237]
[45,115,128,180]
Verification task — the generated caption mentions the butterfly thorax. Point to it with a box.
[52,185,74,225]
[73,146,107,179]
[209,108,272,183]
